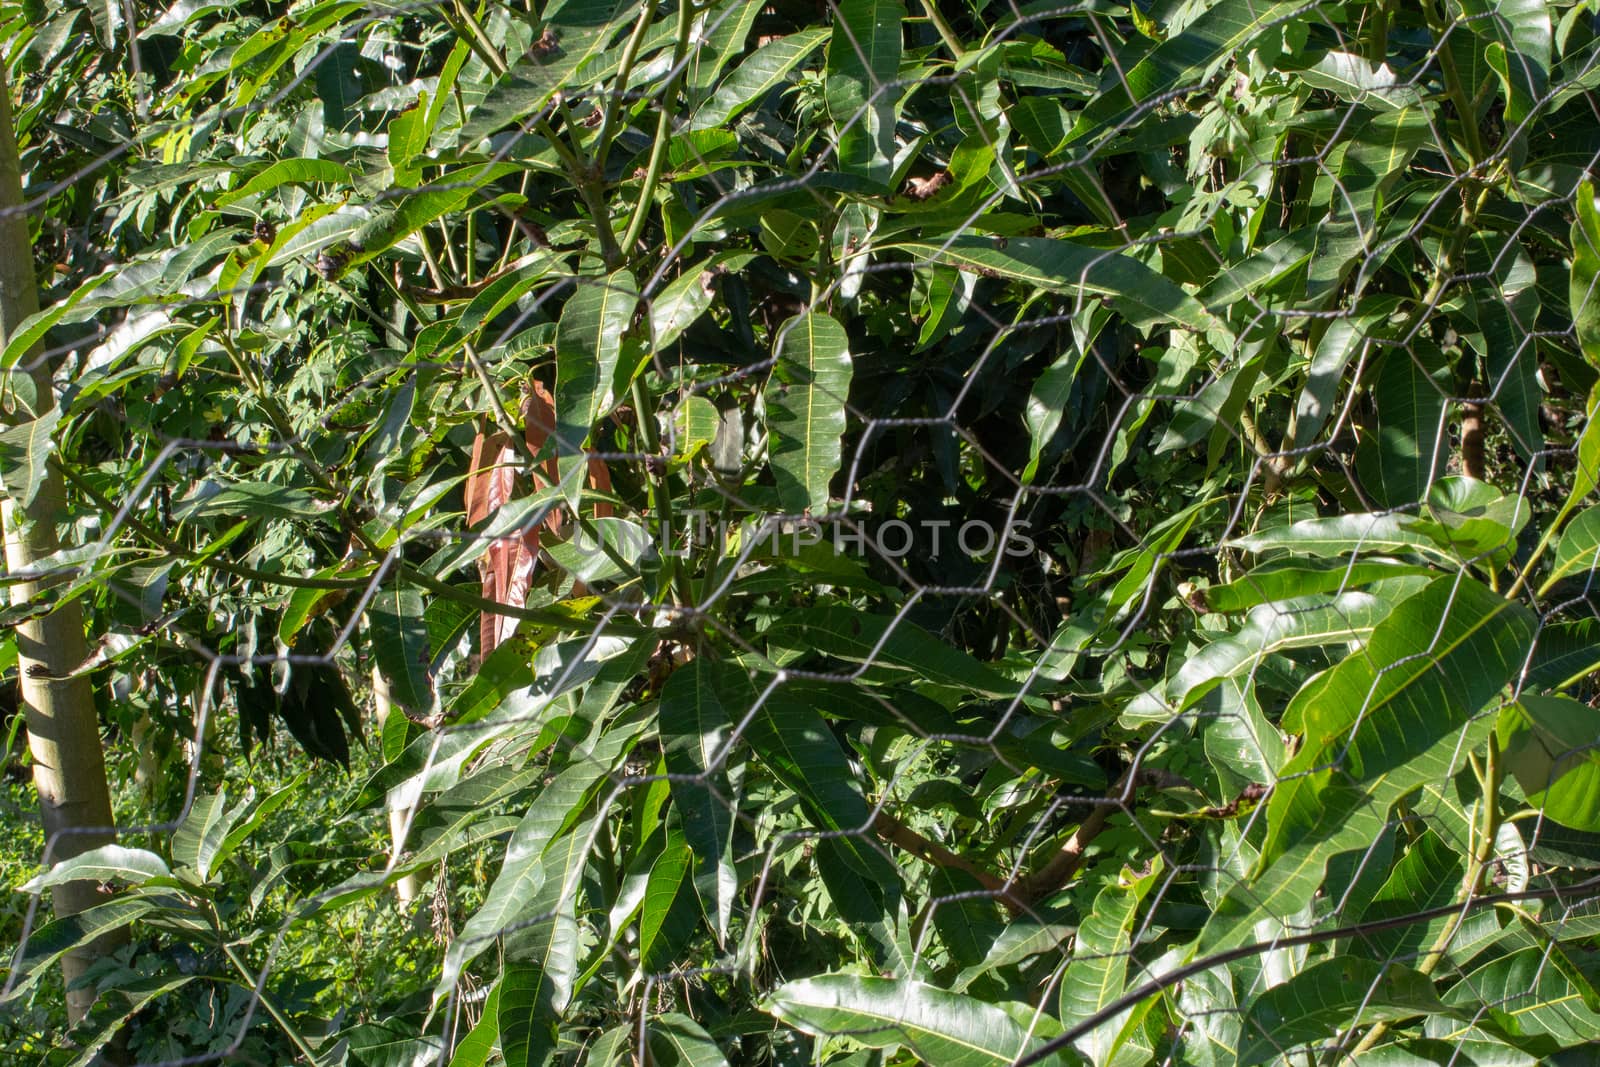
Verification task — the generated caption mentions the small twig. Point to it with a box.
[872,810,1028,915]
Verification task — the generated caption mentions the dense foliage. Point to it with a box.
[7,0,1600,1064]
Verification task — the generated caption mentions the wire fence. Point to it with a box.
[5,0,1600,1064]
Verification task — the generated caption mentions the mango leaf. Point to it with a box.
[1572,180,1600,367]
[446,980,500,1067]
[1290,298,1401,452]
[1,895,161,1003]
[1499,695,1600,831]
[1342,829,1462,966]
[1238,958,1444,1064]
[1200,558,1432,614]
[1058,860,1163,1067]
[897,236,1214,333]
[498,815,592,1067]
[825,0,903,184]
[660,659,739,942]
[1355,346,1452,508]
[1023,347,1089,483]
[369,585,433,716]
[1124,581,1423,723]
[214,157,350,207]
[649,252,755,350]
[170,788,237,881]
[1527,619,1600,689]
[647,1013,730,1067]
[763,312,853,515]
[0,407,59,509]
[24,845,172,892]
[1228,512,1453,561]
[1202,578,1534,953]
[555,270,638,451]
[765,975,1075,1067]
[690,28,830,130]
[455,0,636,146]
[1463,0,1550,127]
[1069,0,1304,140]
[764,604,1017,696]
[435,715,642,999]
[1435,945,1600,1045]
[638,836,700,972]
[1542,505,1600,592]
[748,683,901,903]
[54,974,196,1067]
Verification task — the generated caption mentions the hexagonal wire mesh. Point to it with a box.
[5,0,1600,1064]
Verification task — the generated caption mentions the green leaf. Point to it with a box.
[499,819,590,1067]
[1527,619,1600,689]
[896,236,1214,333]
[1543,505,1600,591]
[0,406,60,509]
[649,252,755,351]
[369,585,433,716]
[435,710,642,999]
[763,312,853,514]
[1058,860,1163,1067]
[1344,829,1461,965]
[455,0,636,146]
[1,896,161,1003]
[660,659,739,942]
[1499,695,1600,831]
[1464,0,1550,127]
[1355,346,1452,508]
[1200,558,1433,614]
[765,975,1073,1067]
[1203,578,1534,953]
[1297,51,1420,109]
[687,0,764,95]
[1436,945,1600,1045]
[691,28,831,130]
[208,772,307,878]
[24,845,172,892]
[55,974,196,1067]
[1023,347,1087,482]
[638,837,698,971]
[446,979,500,1067]
[1228,512,1452,561]
[174,481,332,523]
[1124,580,1424,724]
[214,157,351,207]
[765,604,1018,696]
[825,0,903,184]
[1068,0,1304,140]
[1290,298,1400,452]
[647,1013,730,1067]
[555,270,638,451]
[1572,180,1600,368]
[747,681,900,901]
[170,788,237,881]
[1238,958,1444,1064]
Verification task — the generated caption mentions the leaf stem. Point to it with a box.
[619,0,694,259]
[1427,0,1486,166]
[592,1,658,178]
[219,939,324,1066]
[917,0,966,58]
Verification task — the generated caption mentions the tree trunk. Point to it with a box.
[0,63,122,1025]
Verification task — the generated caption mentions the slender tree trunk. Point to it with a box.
[0,63,122,1025]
